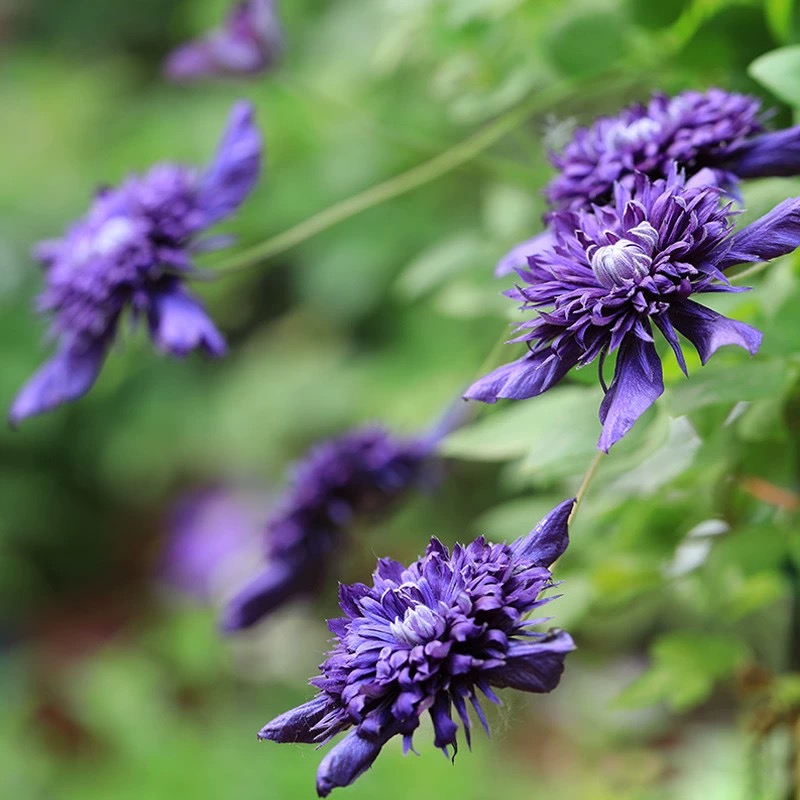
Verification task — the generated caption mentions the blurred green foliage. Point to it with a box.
[3,0,800,798]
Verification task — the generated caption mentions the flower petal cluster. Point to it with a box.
[259,499,575,796]
[469,167,800,451]
[10,101,262,425]
[496,88,800,276]
[221,427,434,632]
[164,0,283,82]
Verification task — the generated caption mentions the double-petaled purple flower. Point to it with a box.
[469,167,800,451]
[221,427,435,632]
[10,101,261,425]
[259,499,575,796]
[497,88,800,276]
[164,0,283,82]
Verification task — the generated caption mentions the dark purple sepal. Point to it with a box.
[198,100,262,227]
[258,695,333,744]
[463,346,579,403]
[713,196,800,270]
[666,299,762,364]
[597,335,664,452]
[510,498,574,567]
[724,126,800,179]
[316,727,397,798]
[220,560,312,632]
[488,630,575,693]
[9,341,108,426]
[148,286,227,357]
[429,693,459,751]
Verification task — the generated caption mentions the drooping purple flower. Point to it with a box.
[10,101,262,425]
[161,488,270,601]
[258,499,575,797]
[469,167,800,451]
[496,88,800,276]
[221,427,437,632]
[164,0,283,82]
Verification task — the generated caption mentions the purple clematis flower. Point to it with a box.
[164,0,283,82]
[496,88,800,276]
[10,101,261,425]
[469,167,800,451]
[221,427,436,632]
[161,488,269,602]
[259,499,575,797]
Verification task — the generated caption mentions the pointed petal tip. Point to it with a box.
[8,344,107,427]
[512,498,575,567]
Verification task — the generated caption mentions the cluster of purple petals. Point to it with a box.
[10,101,261,425]
[469,166,800,450]
[165,0,283,82]
[547,89,764,211]
[259,499,575,796]
[221,427,435,632]
[496,88,800,276]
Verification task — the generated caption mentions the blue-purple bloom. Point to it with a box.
[259,499,575,796]
[221,427,435,632]
[469,167,800,451]
[10,101,261,425]
[161,488,269,601]
[164,0,283,82]
[497,88,800,276]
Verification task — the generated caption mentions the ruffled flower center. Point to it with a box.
[604,117,662,150]
[590,221,659,288]
[389,603,446,647]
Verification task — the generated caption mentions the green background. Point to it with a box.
[3,0,800,798]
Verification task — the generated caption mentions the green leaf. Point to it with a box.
[395,233,489,299]
[441,384,600,467]
[616,632,748,712]
[666,358,789,416]
[749,46,800,107]
[764,0,796,43]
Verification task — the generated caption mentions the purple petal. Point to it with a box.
[494,230,556,277]
[510,498,574,567]
[667,299,762,365]
[9,341,107,426]
[429,693,458,751]
[163,0,283,82]
[597,335,664,452]
[258,695,333,744]
[220,560,308,632]
[488,630,575,693]
[464,346,580,404]
[713,196,800,270]
[162,488,266,601]
[163,41,219,83]
[725,126,800,179]
[316,728,394,798]
[197,101,262,227]
[147,286,227,357]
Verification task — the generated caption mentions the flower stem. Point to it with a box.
[569,451,605,524]
[730,261,770,284]
[212,72,629,277]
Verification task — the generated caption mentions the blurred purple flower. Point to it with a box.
[10,101,262,425]
[164,0,283,82]
[259,499,575,796]
[496,88,800,276]
[221,427,437,632]
[469,167,800,451]
[162,488,269,601]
